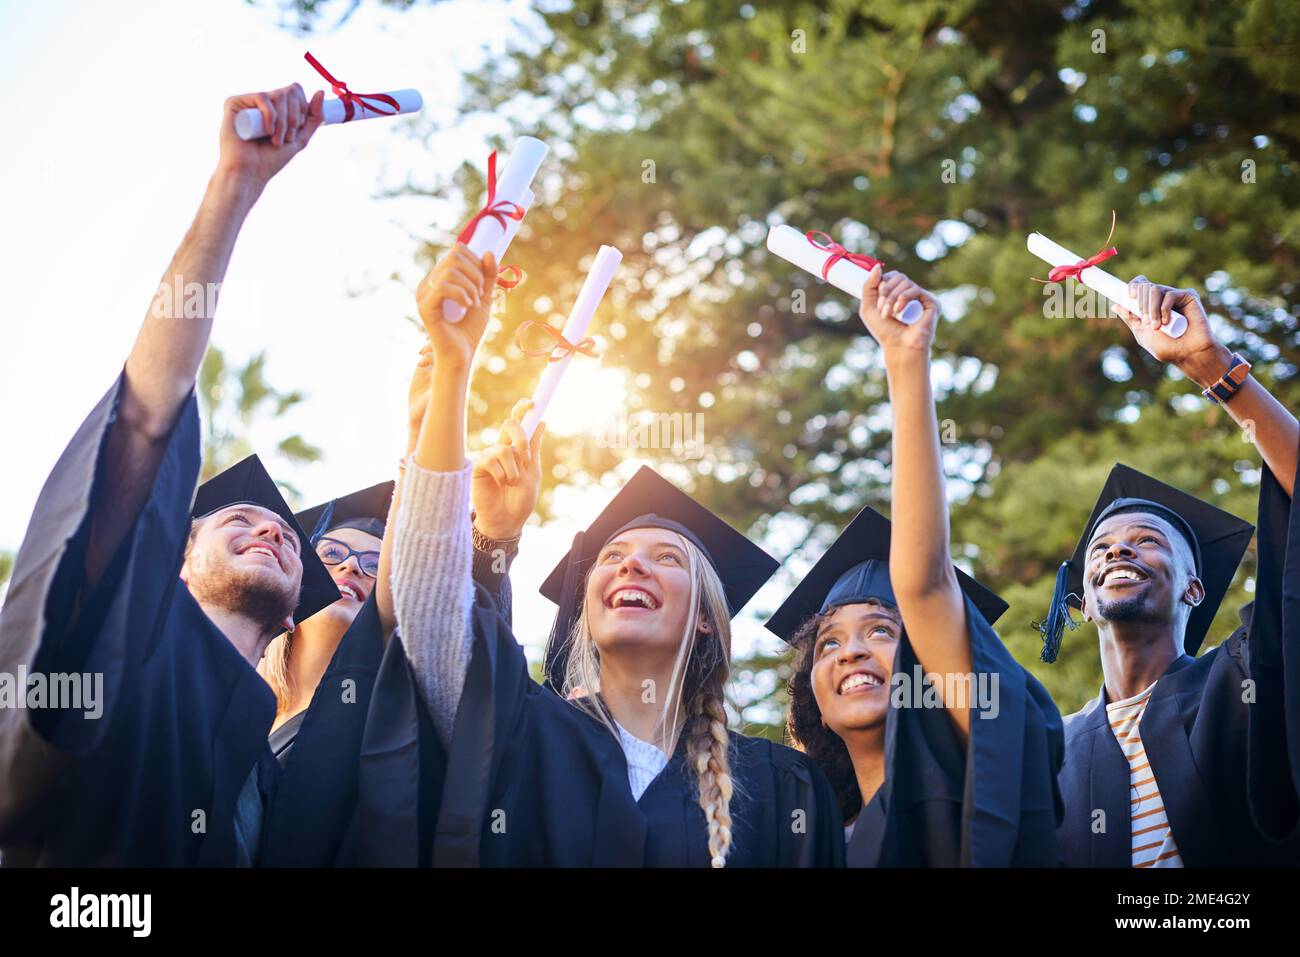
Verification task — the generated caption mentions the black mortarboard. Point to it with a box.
[765,505,1008,643]
[1037,463,1255,663]
[191,454,339,624]
[294,480,394,545]
[539,466,780,690]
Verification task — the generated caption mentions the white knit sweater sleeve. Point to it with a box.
[389,455,475,747]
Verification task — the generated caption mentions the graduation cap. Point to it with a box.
[1037,463,1255,663]
[294,480,394,546]
[539,466,780,690]
[765,505,1009,643]
[190,454,340,624]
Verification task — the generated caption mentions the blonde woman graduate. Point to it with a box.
[353,242,843,867]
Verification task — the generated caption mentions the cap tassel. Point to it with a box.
[309,500,337,546]
[543,529,586,693]
[1035,561,1078,664]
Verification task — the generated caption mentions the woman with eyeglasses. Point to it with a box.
[252,343,523,867]
[260,485,391,757]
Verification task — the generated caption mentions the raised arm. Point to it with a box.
[859,266,974,736]
[1113,278,1298,497]
[373,346,437,639]
[87,84,325,588]
[471,396,546,601]
[388,245,498,744]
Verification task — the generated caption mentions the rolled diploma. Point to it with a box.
[234,89,424,141]
[444,136,550,323]
[444,187,535,323]
[1026,232,1187,338]
[521,245,623,439]
[766,224,922,324]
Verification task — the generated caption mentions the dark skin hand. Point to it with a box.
[1113,278,1297,496]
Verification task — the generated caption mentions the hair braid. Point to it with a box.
[686,667,734,867]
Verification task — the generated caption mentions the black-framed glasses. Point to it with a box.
[315,537,381,577]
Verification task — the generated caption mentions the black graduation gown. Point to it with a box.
[257,592,385,867]
[1057,451,1300,866]
[355,583,844,867]
[848,593,1064,867]
[0,377,277,866]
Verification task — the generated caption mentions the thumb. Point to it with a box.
[482,251,499,297]
[1111,303,1142,335]
[860,264,883,307]
[529,422,545,471]
[303,90,326,137]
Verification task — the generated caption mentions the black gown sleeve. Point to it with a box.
[260,591,386,867]
[470,535,517,625]
[354,580,523,867]
[769,742,846,867]
[1244,438,1300,842]
[0,373,201,844]
[879,592,1064,866]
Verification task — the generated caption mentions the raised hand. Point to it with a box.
[415,244,499,372]
[472,398,545,541]
[1110,278,1231,387]
[404,342,435,454]
[217,84,325,186]
[858,265,941,355]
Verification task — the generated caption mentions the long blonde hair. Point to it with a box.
[562,534,738,866]
[262,631,295,717]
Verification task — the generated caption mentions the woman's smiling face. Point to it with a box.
[809,600,901,737]
[585,526,696,658]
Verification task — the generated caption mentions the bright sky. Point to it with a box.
[0,0,795,666]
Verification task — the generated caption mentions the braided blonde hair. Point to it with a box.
[563,533,737,866]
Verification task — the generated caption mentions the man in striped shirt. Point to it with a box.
[1040,277,1299,867]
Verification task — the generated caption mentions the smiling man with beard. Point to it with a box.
[0,83,340,866]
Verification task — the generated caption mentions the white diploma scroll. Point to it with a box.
[766,224,922,324]
[445,137,550,323]
[1026,232,1187,339]
[444,186,535,322]
[521,245,623,440]
[234,89,424,141]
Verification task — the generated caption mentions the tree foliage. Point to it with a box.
[283,0,1300,722]
[198,346,324,502]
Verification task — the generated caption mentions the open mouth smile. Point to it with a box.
[838,670,885,695]
[336,579,365,602]
[1096,563,1149,588]
[604,586,660,611]
[239,543,283,571]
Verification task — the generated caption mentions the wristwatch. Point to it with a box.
[1201,352,1252,406]
[470,510,521,555]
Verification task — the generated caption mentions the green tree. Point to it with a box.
[198,346,324,501]
[284,0,1300,722]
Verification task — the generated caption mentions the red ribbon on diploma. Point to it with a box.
[1036,210,1119,284]
[806,231,884,279]
[304,52,399,122]
[457,151,527,245]
[496,265,524,290]
[515,320,599,363]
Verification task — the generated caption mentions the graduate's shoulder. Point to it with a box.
[1061,692,1105,736]
[730,731,829,787]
